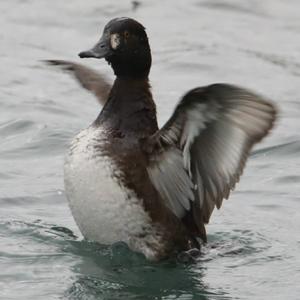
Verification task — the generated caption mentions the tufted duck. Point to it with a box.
[47,17,277,260]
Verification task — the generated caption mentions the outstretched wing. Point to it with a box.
[45,60,111,106]
[145,84,277,241]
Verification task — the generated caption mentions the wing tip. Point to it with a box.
[42,59,75,71]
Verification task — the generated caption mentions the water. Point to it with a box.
[1,0,299,299]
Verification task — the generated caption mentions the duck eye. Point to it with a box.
[110,33,121,50]
[124,31,130,38]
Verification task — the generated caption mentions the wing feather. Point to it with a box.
[44,60,111,106]
[145,84,277,240]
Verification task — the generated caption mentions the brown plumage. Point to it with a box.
[46,17,277,260]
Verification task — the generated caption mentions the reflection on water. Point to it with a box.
[1,0,300,299]
[0,218,279,299]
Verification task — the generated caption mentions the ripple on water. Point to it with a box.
[244,50,300,77]
[0,217,290,299]
[0,126,71,159]
[197,0,267,17]
[198,229,271,263]
[0,219,224,299]
[0,119,35,137]
[251,140,300,158]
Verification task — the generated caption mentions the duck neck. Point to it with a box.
[96,77,158,135]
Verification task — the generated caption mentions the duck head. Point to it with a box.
[79,18,151,78]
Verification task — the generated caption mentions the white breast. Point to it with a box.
[64,126,160,259]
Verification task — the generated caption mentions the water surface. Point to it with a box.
[1,0,300,299]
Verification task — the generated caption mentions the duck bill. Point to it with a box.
[78,35,111,59]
